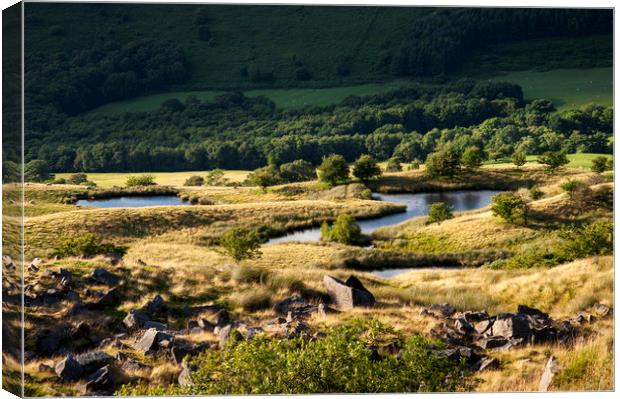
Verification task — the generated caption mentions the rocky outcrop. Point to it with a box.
[55,355,83,382]
[539,356,561,391]
[323,275,375,309]
[123,310,150,331]
[133,328,173,354]
[90,268,120,286]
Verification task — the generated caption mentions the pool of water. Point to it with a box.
[267,190,501,244]
[76,196,187,208]
[370,266,461,279]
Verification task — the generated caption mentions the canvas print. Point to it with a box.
[1,1,614,396]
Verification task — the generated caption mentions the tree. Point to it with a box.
[125,174,156,187]
[352,155,381,182]
[461,146,483,170]
[491,193,527,224]
[207,169,227,186]
[184,175,205,186]
[279,160,315,183]
[317,154,349,186]
[385,157,402,172]
[511,151,526,167]
[320,214,362,245]
[590,156,612,174]
[538,151,569,173]
[248,165,281,191]
[424,145,460,178]
[427,202,454,224]
[2,160,20,183]
[24,160,52,182]
[219,228,262,262]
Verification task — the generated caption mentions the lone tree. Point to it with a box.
[590,156,612,174]
[206,169,227,186]
[279,159,315,183]
[24,159,52,182]
[538,151,569,173]
[352,154,382,182]
[385,157,403,172]
[320,214,362,245]
[512,151,527,167]
[317,154,349,186]
[248,165,281,191]
[425,144,461,178]
[427,202,454,225]
[491,193,528,225]
[461,146,483,170]
[220,228,262,263]
[184,175,205,186]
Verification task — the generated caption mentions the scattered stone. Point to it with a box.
[518,305,549,321]
[123,310,150,331]
[197,318,214,331]
[81,365,126,394]
[592,303,612,318]
[426,303,456,318]
[274,294,318,318]
[144,294,166,315]
[75,351,114,373]
[121,358,149,372]
[70,321,91,340]
[323,275,375,309]
[215,309,230,326]
[133,328,173,354]
[476,357,500,372]
[539,356,561,391]
[178,360,194,387]
[103,253,122,265]
[37,330,62,356]
[55,355,83,382]
[38,360,55,373]
[491,314,531,339]
[454,318,474,334]
[144,320,168,331]
[218,325,233,348]
[93,287,121,308]
[90,268,120,286]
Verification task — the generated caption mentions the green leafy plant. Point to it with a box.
[320,214,362,245]
[590,156,612,174]
[219,228,262,262]
[184,175,205,186]
[125,174,156,187]
[427,202,454,225]
[461,146,483,170]
[511,151,526,167]
[54,233,127,258]
[538,151,569,173]
[317,154,350,187]
[491,193,527,225]
[385,157,403,172]
[353,154,382,182]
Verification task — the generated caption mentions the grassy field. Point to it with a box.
[85,81,415,115]
[484,153,612,169]
[488,67,612,110]
[55,170,251,188]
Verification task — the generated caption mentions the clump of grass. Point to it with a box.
[231,265,270,285]
[230,286,273,312]
[53,233,127,258]
[149,363,182,386]
[553,334,614,391]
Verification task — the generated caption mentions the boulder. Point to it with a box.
[75,351,114,373]
[454,318,474,335]
[476,357,500,372]
[426,303,456,318]
[133,328,173,354]
[121,358,149,372]
[178,360,194,387]
[517,304,549,320]
[70,322,91,340]
[491,314,531,339]
[218,325,233,348]
[93,288,121,308]
[55,355,83,382]
[323,275,375,309]
[197,318,214,331]
[171,346,190,365]
[123,310,150,331]
[90,268,120,286]
[474,319,494,335]
[274,294,318,318]
[476,336,509,349]
[81,365,127,395]
[593,303,612,318]
[144,294,165,315]
[144,321,168,331]
[37,330,62,356]
[215,309,230,326]
[539,356,561,391]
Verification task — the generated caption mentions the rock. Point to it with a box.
[133,328,173,354]
[474,319,494,335]
[187,320,199,329]
[323,275,375,309]
[93,287,121,308]
[274,294,318,318]
[55,355,83,382]
[81,365,126,394]
[178,360,194,387]
[144,321,168,331]
[38,360,55,373]
[171,346,190,365]
[215,309,230,326]
[144,294,165,315]
[37,330,62,356]
[592,303,612,318]
[427,303,456,318]
[476,336,509,349]
[575,312,596,324]
[539,356,561,391]
[75,351,114,373]
[454,318,474,335]
[103,253,122,265]
[491,313,531,339]
[476,357,500,372]
[121,358,149,372]
[90,268,120,286]
[218,325,233,348]
[70,322,91,340]
[2,255,14,268]
[517,304,549,320]
[197,318,214,331]
[123,310,150,330]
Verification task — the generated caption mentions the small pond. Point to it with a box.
[267,190,501,244]
[370,266,462,279]
[76,196,187,208]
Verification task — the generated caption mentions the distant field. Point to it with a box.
[489,67,612,110]
[486,153,612,169]
[85,81,415,115]
[55,170,251,188]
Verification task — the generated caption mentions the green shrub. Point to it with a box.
[317,154,349,187]
[54,234,127,258]
[590,156,612,174]
[409,160,421,170]
[461,146,483,170]
[184,176,205,186]
[51,178,67,184]
[561,221,613,259]
[353,154,382,182]
[25,159,52,182]
[538,151,569,173]
[67,173,88,185]
[321,214,362,245]
[511,151,526,167]
[247,165,281,190]
[427,202,454,225]
[491,193,527,224]
[279,160,315,183]
[219,228,262,262]
[207,169,227,186]
[198,197,214,205]
[529,186,544,200]
[118,319,471,395]
[385,157,402,172]
[126,174,156,187]
[425,145,460,178]
[360,188,373,200]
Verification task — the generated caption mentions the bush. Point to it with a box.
[425,145,460,178]
[538,151,569,173]
[317,154,349,187]
[118,319,471,395]
[67,173,88,185]
[247,165,281,190]
[219,228,262,262]
[385,157,402,172]
[590,156,612,174]
[126,174,156,187]
[54,233,127,258]
[24,160,52,182]
[279,160,315,183]
[461,146,483,170]
[511,151,526,167]
[353,155,382,182]
[184,176,205,186]
[561,221,613,258]
[409,160,421,170]
[529,186,544,200]
[321,214,362,245]
[491,193,527,224]
[206,169,227,186]
[427,202,454,224]
[231,265,270,285]
[360,189,373,200]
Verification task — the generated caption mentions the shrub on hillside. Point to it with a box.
[590,156,612,174]
[425,145,460,178]
[321,214,362,245]
[54,233,127,258]
[317,154,349,187]
[427,202,454,225]
[118,319,472,395]
[461,146,483,170]
[67,173,88,185]
[512,151,526,167]
[529,186,544,200]
[219,228,262,262]
[184,176,205,186]
[353,154,382,182]
[538,151,569,173]
[491,193,527,225]
[206,169,227,186]
[385,157,402,172]
[561,221,613,259]
[279,160,315,183]
[126,174,156,187]
[247,165,281,190]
